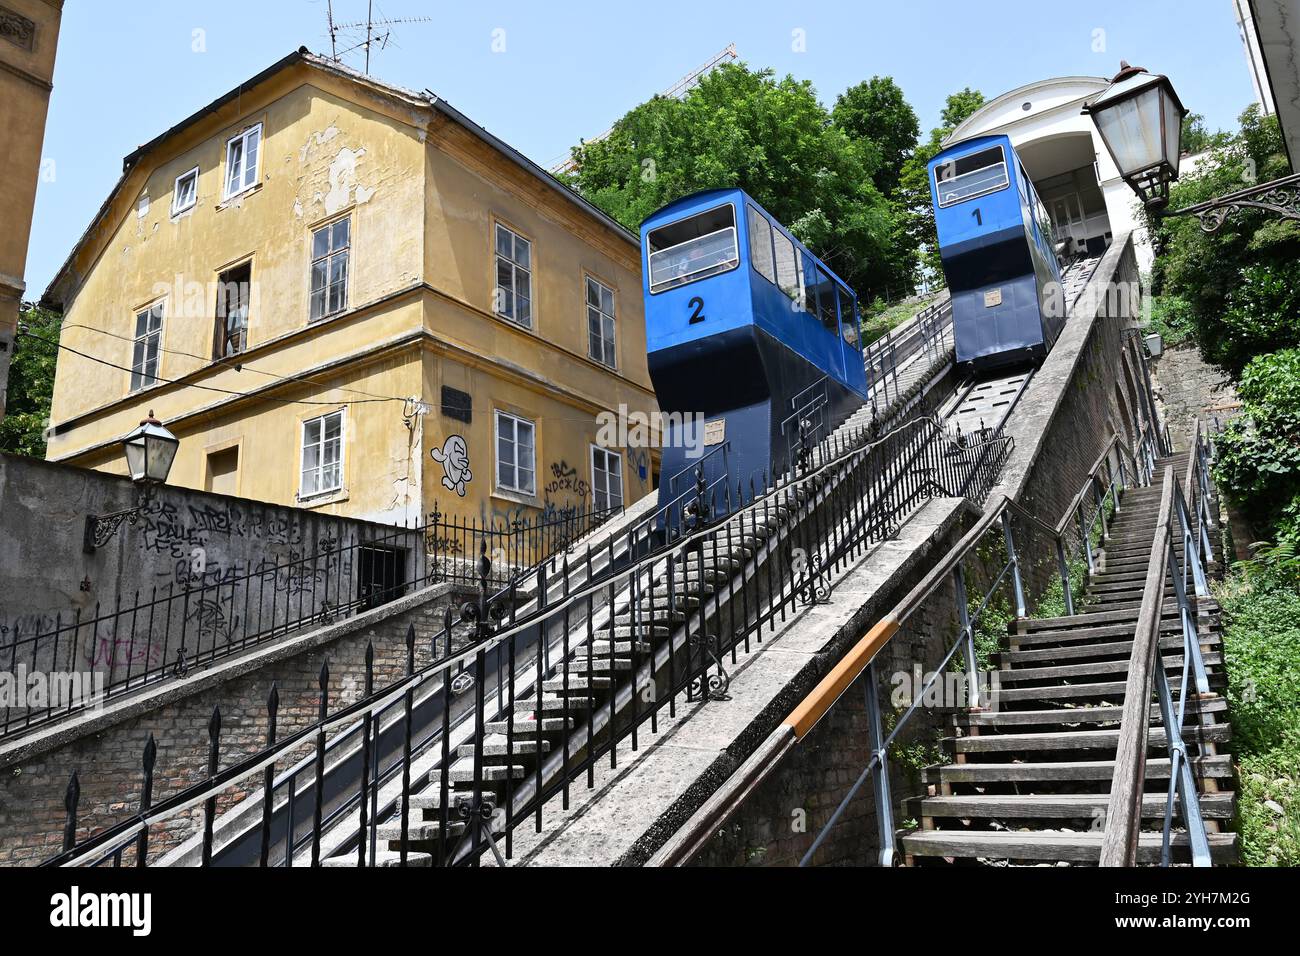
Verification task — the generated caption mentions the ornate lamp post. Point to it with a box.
[1084,62,1300,232]
[83,410,179,553]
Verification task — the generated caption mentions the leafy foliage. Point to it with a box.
[1179,112,1229,156]
[563,62,917,300]
[831,76,919,198]
[1151,106,1299,376]
[1214,349,1300,531]
[1145,293,1196,348]
[896,88,987,284]
[0,306,59,459]
[1215,570,1300,865]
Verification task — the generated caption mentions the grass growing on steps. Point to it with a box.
[1216,568,1300,865]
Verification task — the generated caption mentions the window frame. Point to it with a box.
[493,221,533,329]
[129,301,165,392]
[746,204,777,285]
[585,274,617,369]
[646,202,740,295]
[223,123,263,201]
[214,260,252,359]
[309,215,351,323]
[494,409,537,497]
[299,408,346,500]
[172,166,199,216]
[934,144,1010,208]
[590,445,624,512]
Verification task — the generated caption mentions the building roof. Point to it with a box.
[43,47,637,309]
[945,76,1109,145]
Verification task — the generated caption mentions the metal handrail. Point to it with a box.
[1099,459,1213,867]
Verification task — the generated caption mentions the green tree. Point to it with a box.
[896,87,987,283]
[1179,111,1228,155]
[831,76,920,197]
[1152,105,1299,375]
[563,62,905,300]
[0,305,59,458]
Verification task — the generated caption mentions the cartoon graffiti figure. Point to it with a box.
[431,435,473,497]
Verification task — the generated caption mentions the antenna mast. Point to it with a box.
[326,4,432,74]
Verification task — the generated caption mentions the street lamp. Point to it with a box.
[83,410,178,553]
[1084,62,1300,232]
[1082,62,1186,211]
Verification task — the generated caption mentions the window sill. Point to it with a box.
[491,310,535,334]
[297,486,349,509]
[491,487,538,509]
[217,182,263,210]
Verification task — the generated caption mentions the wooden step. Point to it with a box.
[994,634,1219,664]
[949,723,1230,754]
[993,653,1220,684]
[901,829,1237,864]
[936,754,1232,785]
[913,791,1235,821]
[961,696,1228,728]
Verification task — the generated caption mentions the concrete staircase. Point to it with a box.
[900,454,1238,866]
[347,307,959,866]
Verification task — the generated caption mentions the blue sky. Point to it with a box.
[28,0,1257,299]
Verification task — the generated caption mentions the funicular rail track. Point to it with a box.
[40,256,1112,868]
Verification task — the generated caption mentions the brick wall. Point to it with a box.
[0,581,483,865]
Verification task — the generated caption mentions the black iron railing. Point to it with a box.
[1,505,620,741]
[42,400,1013,869]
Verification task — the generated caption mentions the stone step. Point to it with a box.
[959,696,1227,728]
[486,716,573,735]
[949,723,1231,754]
[456,734,551,759]
[323,849,433,867]
[1018,607,1167,632]
[913,791,1235,821]
[900,829,1237,864]
[541,675,614,693]
[936,753,1232,785]
[448,760,526,783]
[376,820,460,842]
[554,656,632,674]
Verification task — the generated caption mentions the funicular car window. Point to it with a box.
[934,146,1009,207]
[647,204,740,293]
[747,205,777,284]
[837,285,860,350]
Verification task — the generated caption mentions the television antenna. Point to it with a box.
[325,1,432,74]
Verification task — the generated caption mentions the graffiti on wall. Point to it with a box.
[431,435,473,497]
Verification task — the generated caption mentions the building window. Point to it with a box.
[591,446,623,512]
[310,216,350,322]
[214,261,251,358]
[130,302,164,391]
[494,410,535,495]
[172,167,199,215]
[586,276,616,368]
[224,124,262,199]
[494,223,532,327]
[205,447,239,496]
[300,409,344,498]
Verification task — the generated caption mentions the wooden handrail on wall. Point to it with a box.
[1099,468,1175,867]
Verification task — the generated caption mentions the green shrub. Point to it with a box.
[1216,571,1300,865]
[1214,349,1300,531]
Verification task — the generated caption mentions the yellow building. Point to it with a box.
[43,49,658,535]
[0,0,62,421]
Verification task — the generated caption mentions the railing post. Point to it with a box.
[1076,499,1096,577]
[1055,534,1075,617]
[1001,511,1027,620]
[863,660,898,866]
[953,565,979,709]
